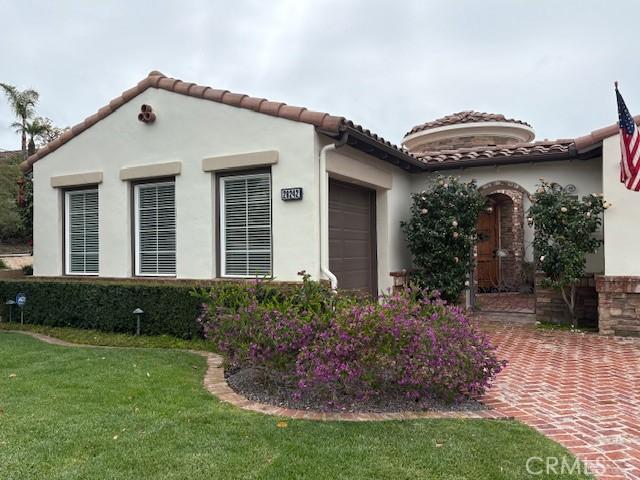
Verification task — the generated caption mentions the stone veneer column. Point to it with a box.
[596,276,640,337]
[535,272,598,325]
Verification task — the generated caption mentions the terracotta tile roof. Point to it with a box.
[416,140,577,170]
[573,114,640,151]
[21,71,420,172]
[406,110,532,137]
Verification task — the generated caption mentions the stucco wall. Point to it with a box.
[33,88,319,281]
[410,157,604,273]
[602,136,640,276]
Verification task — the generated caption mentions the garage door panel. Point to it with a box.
[329,179,377,296]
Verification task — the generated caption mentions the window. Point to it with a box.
[134,181,176,276]
[220,172,272,277]
[65,188,99,275]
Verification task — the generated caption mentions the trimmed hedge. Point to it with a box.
[0,279,203,338]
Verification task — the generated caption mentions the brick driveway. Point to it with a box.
[481,323,640,479]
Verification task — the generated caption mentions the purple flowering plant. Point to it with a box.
[196,275,505,407]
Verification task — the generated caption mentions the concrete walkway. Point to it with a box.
[482,323,640,480]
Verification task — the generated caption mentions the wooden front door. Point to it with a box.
[477,207,499,289]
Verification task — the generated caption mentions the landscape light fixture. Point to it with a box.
[4,300,16,323]
[133,308,144,336]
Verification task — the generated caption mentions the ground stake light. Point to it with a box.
[4,300,15,323]
[133,308,144,336]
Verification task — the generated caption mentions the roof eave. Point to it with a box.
[419,144,601,172]
[319,126,425,173]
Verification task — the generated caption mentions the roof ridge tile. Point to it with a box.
[21,70,418,172]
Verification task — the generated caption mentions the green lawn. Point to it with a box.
[0,332,593,479]
[0,322,217,352]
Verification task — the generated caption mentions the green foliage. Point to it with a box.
[0,162,23,241]
[0,259,7,270]
[401,176,486,303]
[0,279,204,338]
[528,180,606,323]
[18,174,32,241]
[0,323,218,351]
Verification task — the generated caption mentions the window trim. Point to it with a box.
[133,179,177,277]
[64,187,99,276]
[217,169,273,279]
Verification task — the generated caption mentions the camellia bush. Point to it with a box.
[402,176,486,303]
[528,180,607,326]
[196,274,505,408]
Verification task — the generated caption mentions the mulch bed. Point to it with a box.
[225,366,486,414]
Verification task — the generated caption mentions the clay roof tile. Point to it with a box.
[406,110,532,137]
[20,71,417,172]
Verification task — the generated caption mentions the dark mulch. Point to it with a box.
[225,366,486,414]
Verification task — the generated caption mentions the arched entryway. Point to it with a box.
[473,181,534,317]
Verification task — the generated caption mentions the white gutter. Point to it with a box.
[319,135,348,290]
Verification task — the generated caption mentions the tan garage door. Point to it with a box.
[329,179,377,296]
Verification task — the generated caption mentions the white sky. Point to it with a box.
[1,0,638,150]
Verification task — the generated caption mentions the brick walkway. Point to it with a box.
[476,292,536,313]
[482,323,640,480]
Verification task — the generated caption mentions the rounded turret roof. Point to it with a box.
[405,110,532,137]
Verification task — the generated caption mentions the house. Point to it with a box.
[20,71,640,336]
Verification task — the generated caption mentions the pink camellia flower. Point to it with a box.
[560,207,568,213]
[452,220,458,227]
[421,208,428,214]
[452,232,459,238]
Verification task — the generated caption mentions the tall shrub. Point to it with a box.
[528,180,607,326]
[402,176,485,303]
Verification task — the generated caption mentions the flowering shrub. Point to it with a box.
[402,176,486,303]
[197,275,504,408]
[528,180,607,325]
[295,289,504,404]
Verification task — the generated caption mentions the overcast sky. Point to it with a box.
[1,0,638,150]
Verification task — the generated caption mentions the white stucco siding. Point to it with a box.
[602,136,640,276]
[32,88,318,280]
[410,158,604,273]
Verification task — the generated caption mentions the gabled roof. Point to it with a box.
[406,110,531,137]
[20,71,423,173]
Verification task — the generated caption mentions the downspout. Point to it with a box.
[319,132,348,290]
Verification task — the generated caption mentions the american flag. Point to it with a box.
[616,82,640,191]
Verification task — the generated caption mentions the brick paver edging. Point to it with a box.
[5,330,508,422]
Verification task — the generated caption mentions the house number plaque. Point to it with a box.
[281,187,303,201]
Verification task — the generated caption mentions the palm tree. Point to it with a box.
[0,83,39,158]
[17,117,51,156]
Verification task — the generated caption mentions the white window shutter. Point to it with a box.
[222,173,271,277]
[136,182,176,276]
[66,189,99,275]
